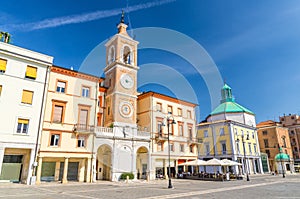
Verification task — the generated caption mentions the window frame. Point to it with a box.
[16,118,29,134]
[77,135,86,148]
[51,100,67,123]
[56,80,67,93]
[177,108,182,116]
[21,90,34,105]
[156,102,162,112]
[49,133,61,147]
[81,85,91,98]
[0,58,7,73]
[25,65,37,80]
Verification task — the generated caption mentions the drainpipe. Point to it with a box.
[90,79,98,182]
[32,65,50,178]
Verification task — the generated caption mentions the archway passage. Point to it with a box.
[97,145,112,180]
[136,147,149,180]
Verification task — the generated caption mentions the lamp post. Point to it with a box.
[165,113,176,189]
[237,134,250,181]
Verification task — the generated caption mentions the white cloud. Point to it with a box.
[2,0,175,31]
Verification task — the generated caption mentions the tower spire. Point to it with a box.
[120,10,125,24]
[117,10,128,34]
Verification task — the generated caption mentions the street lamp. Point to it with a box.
[279,147,285,178]
[236,134,250,181]
[164,112,176,189]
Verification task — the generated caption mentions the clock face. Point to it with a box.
[119,101,134,118]
[120,74,134,89]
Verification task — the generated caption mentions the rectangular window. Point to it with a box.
[178,124,183,136]
[16,118,29,134]
[77,136,85,147]
[265,149,270,158]
[157,121,163,136]
[170,143,174,152]
[236,142,240,154]
[219,128,225,136]
[248,143,252,154]
[205,144,210,155]
[178,108,182,116]
[82,86,90,97]
[156,103,162,112]
[246,132,250,140]
[180,144,184,152]
[189,127,193,140]
[25,66,37,80]
[262,130,268,135]
[167,105,173,114]
[53,105,64,123]
[56,81,66,93]
[253,144,257,153]
[204,130,208,137]
[50,134,60,146]
[0,85,2,96]
[222,143,226,154]
[235,128,238,135]
[252,132,255,139]
[157,142,163,152]
[189,145,193,153]
[263,139,269,148]
[21,90,33,105]
[0,58,7,73]
[79,108,89,126]
[187,110,192,119]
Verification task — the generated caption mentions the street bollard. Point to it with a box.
[126,175,129,183]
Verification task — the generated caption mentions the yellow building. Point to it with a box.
[137,91,198,179]
[197,84,263,175]
[36,66,102,184]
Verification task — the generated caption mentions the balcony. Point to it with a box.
[188,138,201,144]
[73,124,95,134]
[95,126,150,141]
[155,133,168,142]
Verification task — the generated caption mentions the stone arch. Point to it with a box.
[136,146,149,179]
[97,144,112,180]
[120,45,134,65]
[108,45,115,65]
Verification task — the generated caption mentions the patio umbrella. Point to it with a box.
[221,159,242,166]
[204,158,226,166]
[178,159,207,166]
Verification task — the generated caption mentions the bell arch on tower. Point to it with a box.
[108,45,116,65]
[120,44,134,66]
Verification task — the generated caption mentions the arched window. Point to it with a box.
[108,46,115,64]
[121,45,134,65]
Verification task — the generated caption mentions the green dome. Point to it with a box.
[275,153,290,161]
[211,83,254,116]
[211,101,254,115]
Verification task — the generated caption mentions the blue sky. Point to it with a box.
[1,0,300,123]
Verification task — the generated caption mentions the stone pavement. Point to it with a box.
[0,174,299,199]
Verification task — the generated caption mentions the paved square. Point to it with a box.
[0,174,299,199]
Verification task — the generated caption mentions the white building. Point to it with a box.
[0,41,53,184]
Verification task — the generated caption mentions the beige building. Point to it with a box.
[257,120,294,173]
[279,114,300,164]
[137,91,198,179]
[36,65,102,184]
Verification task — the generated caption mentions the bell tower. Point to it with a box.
[104,11,139,130]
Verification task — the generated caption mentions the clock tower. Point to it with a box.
[104,11,139,131]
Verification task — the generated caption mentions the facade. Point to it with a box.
[93,14,151,182]
[137,91,198,179]
[0,41,53,184]
[279,114,300,164]
[257,120,294,173]
[36,65,101,184]
[197,84,263,175]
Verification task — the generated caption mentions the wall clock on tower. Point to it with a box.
[120,74,134,89]
[119,101,134,118]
